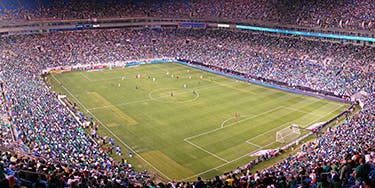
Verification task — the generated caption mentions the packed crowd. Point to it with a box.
[172,30,374,97]
[0,28,374,187]
[1,0,375,31]
[230,97,374,188]
[0,87,14,150]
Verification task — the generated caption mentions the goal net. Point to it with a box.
[276,124,301,143]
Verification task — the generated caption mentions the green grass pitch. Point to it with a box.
[48,62,349,181]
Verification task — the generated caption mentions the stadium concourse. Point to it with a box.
[1,0,375,31]
[0,27,374,187]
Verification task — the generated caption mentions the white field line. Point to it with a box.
[80,72,92,81]
[147,88,200,104]
[184,139,229,163]
[246,141,262,148]
[181,121,307,181]
[244,104,345,146]
[180,103,347,181]
[186,93,341,180]
[79,71,129,82]
[89,88,198,111]
[245,104,344,145]
[245,120,294,142]
[80,72,124,82]
[184,113,297,176]
[183,95,310,144]
[87,80,239,111]
[220,117,235,128]
[88,98,153,111]
[201,77,256,95]
[156,63,258,94]
[182,98,319,166]
[282,106,324,118]
[90,77,123,82]
[85,64,288,111]
[84,79,286,174]
[182,107,283,173]
[92,77,123,82]
[51,74,172,180]
[179,142,266,181]
[93,69,126,74]
[184,106,282,141]
[53,71,347,181]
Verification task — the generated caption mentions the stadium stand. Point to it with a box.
[0,90,14,150]
[0,0,374,31]
[0,27,373,187]
[0,1,374,187]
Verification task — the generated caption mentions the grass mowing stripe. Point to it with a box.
[184,106,283,141]
[185,103,340,180]
[49,63,349,180]
[88,92,137,125]
[88,80,239,111]
[184,139,229,163]
[142,150,195,178]
[51,74,172,180]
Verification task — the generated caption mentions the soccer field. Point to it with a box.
[49,62,349,181]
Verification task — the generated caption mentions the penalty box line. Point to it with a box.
[181,104,345,181]
[244,120,296,149]
[183,106,283,164]
[181,104,321,180]
[184,106,283,141]
[57,70,346,180]
[244,103,328,146]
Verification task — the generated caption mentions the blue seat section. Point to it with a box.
[36,0,54,8]
[0,0,44,15]
[18,0,38,9]
[0,0,39,11]
[0,3,4,11]
[2,0,20,10]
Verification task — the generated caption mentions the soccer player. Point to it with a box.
[116,145,121,156]
[109,137,114,145]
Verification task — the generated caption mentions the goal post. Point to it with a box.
[276,124,301,143]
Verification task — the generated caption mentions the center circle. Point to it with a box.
[148,88,199,103]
